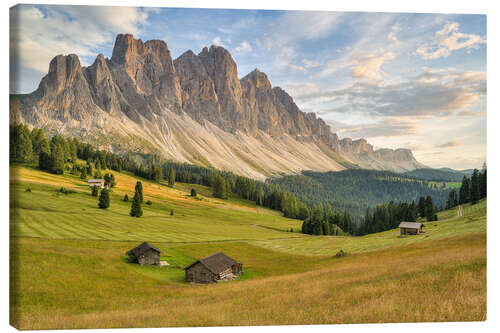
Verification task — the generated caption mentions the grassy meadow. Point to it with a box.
[9,164,487,329]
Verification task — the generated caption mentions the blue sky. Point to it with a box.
[10,5,486,169]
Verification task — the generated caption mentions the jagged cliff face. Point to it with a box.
[10,33,426,180]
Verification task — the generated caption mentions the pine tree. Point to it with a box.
[446,189,458,209]
[39,151,51,171]
[91,185,98,196]
[470,169,480,205]
[123,194,129,202]
[459,176,471,204]
[479,167,487,199]
[98,188,110,209]
[212,174,226,199]
[168,168,175,187]
[50,144,65,174]
[417,196,426,218]
[30,128,50,158]
[130,192,143,217]
[10,123,33,163]
[190,188,197,197]
[135,181,143,202]
[425,196,434,222]
[80,167,87,179]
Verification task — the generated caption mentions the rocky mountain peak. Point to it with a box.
[11,33,426,179]
[37,54,83,97]
[241,68,272,90]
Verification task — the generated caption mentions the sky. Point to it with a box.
[9,4,486,170]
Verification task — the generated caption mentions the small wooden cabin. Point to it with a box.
[185,252,242,284]
[127,242,161,266]
[398,222,424,235]
[88,179,105,188]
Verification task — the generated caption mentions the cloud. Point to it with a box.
[416,21,486,59]
[435,141,462,148]
[256,11,343,74]
[284,82,319,98]
[211,36,227,48]
[327,118,418,139]
[10,4,151,93]
[296,68,486,118]
[351,52,395,80]
[302,59,321,69]
[234,41,252,53]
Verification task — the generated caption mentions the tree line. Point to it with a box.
[446,166,487,209]
[9,124,313,223]
[268,169,451,222]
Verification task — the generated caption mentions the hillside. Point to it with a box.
[404,168,474,182]
[10,33,425,180]
[268,169,451,218]
[10,164,485,329]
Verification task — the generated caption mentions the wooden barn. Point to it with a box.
[127,242,161,266]
[184,252,242,284]
[88,179,105,188]
[398,222,424,235]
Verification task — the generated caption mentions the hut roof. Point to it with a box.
[398,222,424,229]
[127,242,161,257]
[88,179,104,182]
[185,252,239,274]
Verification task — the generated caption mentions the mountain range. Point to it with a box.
[10,33,426,180]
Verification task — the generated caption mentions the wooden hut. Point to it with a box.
[127,242,161,266]
[184,252,242,283]
[398,222,424,235]
[88,179,105,188]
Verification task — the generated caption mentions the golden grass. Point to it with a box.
[10,233,486,329]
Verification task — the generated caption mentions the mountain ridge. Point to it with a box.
[10,33,426,180]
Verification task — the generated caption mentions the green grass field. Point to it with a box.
[9,164,487,329]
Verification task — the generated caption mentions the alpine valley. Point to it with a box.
[10,34,426,180]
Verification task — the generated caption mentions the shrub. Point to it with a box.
[91,186,99,196]
[146,200,152,205]
[123,194,129,202]
[25,188,31,192]
[59,187,76,195]
[170,209,174,216]
[190,188,197,197]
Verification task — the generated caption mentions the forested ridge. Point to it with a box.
[403,168,472,182]
[268,169,451,219]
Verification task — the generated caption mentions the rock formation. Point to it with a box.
[10,33,426,180]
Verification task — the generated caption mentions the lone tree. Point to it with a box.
[91,185,99,196]
[98,188,110,209]
[168,168,175,188]
[190,188,197,197]
[135,181,143,202]
[130,192,143,217]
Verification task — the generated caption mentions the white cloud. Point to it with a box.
[234,41,252,53]
[416,21,486,59]
[284,82,319,98]
[256,11,344,74]
[297,68,486,118]
[327,118,418,139]
[351,52,395,80]
[211,36,227,48]
[302,59,321,68]
[10,4,150,92]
